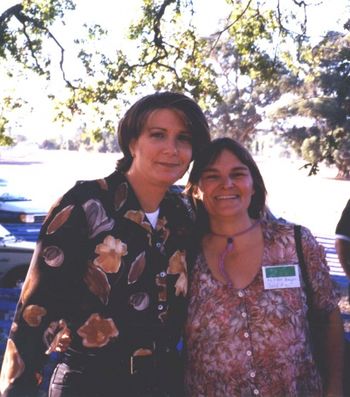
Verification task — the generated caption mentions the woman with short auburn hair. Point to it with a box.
[0,92,210,397]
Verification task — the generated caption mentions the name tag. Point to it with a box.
[262,264,300,289]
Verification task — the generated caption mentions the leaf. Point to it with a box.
[155,216,169,244]
[82,199,114,239]
[84,262,111,305]
[42,246,64,267]
[114,182,128,211]
[167,250,187,275]
[174,272,188,297]
[22,305,47,327]
[129,292,150,311]
[43,319,70,354]
[141,221,152,233]
[46,205,74,235]
[0,339,25,393]
[128,251,146,284]
[124,210,145,225]
[132,348,152,356]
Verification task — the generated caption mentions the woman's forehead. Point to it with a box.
[143,107,190,127]
[207,149,245,167]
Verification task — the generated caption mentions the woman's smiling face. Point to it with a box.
[128,108,193,189]
[195,149,255,220]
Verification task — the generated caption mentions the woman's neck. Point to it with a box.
[125,171,167,212]
[209,215,256,238]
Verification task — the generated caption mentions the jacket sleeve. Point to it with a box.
[335,199,350,238]
[0,188,88,397]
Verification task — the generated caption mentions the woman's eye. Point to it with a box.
[178,134,192,144]
[231,172,247,178]
[203,174,218,180]
[150,132,164,139]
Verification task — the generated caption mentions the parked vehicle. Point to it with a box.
[0,188,47,242]
[0,224,35,288]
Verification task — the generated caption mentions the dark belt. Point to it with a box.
[61,348,184,396]
[62,348,173,376]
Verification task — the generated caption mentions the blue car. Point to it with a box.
[0,188,47,242]
[0,224,35,288]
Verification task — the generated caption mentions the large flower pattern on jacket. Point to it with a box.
[94,235,128,273]
[77,313,119,348]
[83,199,115,238]
[167,250,188,297]
[0,172,192,396]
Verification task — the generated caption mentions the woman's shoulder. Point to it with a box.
[262,216,293,232]
[164,187,196,220]
[262,217,314,241]
[62,171,123,203]
[61,179,105,204]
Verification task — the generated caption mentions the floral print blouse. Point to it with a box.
[0,171,193,395]
[185,220,340,397]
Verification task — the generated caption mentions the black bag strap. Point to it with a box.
[294,224,314,309]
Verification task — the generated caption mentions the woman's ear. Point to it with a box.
[129,139,136,158]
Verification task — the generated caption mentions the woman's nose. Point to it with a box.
[223,176,234,188]
[164,139,179,154]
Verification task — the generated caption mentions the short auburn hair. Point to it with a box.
[116,91,210,172]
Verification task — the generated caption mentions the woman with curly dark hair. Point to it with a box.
[184,137,344,397]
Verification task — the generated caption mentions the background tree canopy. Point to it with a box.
[0,0,349,178]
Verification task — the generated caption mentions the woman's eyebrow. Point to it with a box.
[148,126,191,134]
[201,166,218,173]
[203,165,249,172]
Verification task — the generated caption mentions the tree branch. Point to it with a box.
[0,4,22,24]
[153,0,176,53]
[21,24,43,72]
[0,3,77,89]
[209,0,254,53]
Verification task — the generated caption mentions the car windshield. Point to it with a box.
[0,192,32,202]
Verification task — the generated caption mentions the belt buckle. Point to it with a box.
[130,356,137,375]
[130,354,154,375]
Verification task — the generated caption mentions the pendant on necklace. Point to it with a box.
[214,220,260,286]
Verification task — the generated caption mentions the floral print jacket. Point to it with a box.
[185,220,340,397]
[0,171,193,395]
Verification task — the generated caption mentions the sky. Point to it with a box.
[1,0,349,142]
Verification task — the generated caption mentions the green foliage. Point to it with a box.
[301,135,321,163]
[0,0,75,78]
[270,28,350,178]
[0,95,27,146]
[273,97,347,125]
[0,0,349,179]
[0,116,14,146]
[328,127,350,178]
